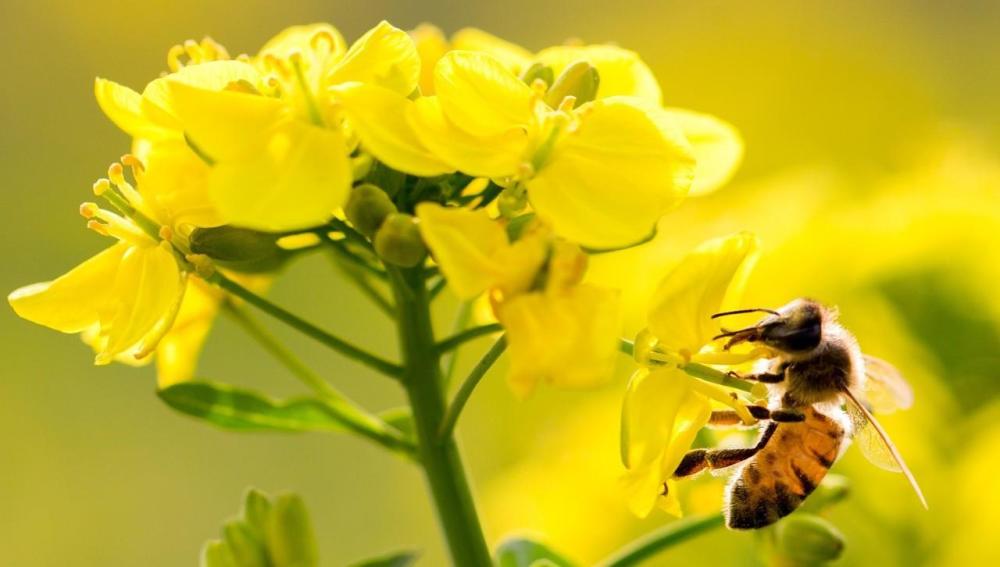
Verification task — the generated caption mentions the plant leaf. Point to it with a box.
[158,381,358,433]
[495,537,576,567]
[348,550,419,567]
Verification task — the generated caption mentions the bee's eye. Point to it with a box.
[762,317,822,352]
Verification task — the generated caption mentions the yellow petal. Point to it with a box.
[528,98,695,248]
[621,367,693,469]
[8,243,127,333]
[155,278,222,387]
[659,389,713,480]
[208,120,351,231]
[259,23,347,61]
[328,21,419,95]
[416,203,527,298]
[647,232,759,352]
[409,23,449,95]
[535,45,662,105]
[655,479,684,518]
[139,140,222,228]
[331,82,452,176]
[666,108,744,196]
[498,284,621,398]
[100,244,184,361]
[434,51,537,138]
[165,78,286,162]
[94,78,169,139]
[408,96,529,177]
[451,28,533,75]
[143,60,267,133]
[621,460,666,518]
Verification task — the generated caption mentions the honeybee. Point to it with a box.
[672,298,927,529]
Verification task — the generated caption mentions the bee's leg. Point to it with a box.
[673,423,778,478]
[770,409,805,422]
[708,406,772,426]
[728,370,785,383]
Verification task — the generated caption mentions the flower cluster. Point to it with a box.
[9,21,743,395]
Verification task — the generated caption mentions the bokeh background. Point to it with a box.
[2,0,998,565]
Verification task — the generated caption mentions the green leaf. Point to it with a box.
[349,550,419,567]
[267,493,319,567]
[158,381,357,433]
[495,538,576,567]
[378,407,416,442]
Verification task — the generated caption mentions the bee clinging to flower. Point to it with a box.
[672,298,927,529]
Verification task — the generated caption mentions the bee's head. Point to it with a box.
[713,298,826,354]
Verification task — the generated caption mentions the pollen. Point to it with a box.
[79,202,99,218]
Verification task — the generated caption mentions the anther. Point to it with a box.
[86,219,110,236]
[159,226,174,241]
[558,96,577,112]
[167,45,185,72]
[92,178,110,196]
[108,162,126,186]
[79,202,99,219]
[183,39,204,63]
[517,162,535,179]
[530,78,549,97]
[310,30,337,53]
[121,154,145,184]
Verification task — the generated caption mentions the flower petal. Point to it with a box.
[328,21,419,95]
[535,45,662,105]
[331,82,452,176]
[621,367,693,469]
[451,28,533,75]
[528,97,694,248]
[408,96,529,177]
[139,140,221,228]
[143,60,267,133]
[94,78,169,139]
[155,277,222,387]
[208,120,351,231]
[666,108,744,196]
[434,51,537,138]
[8,243,127,333]
[499,284,620,398]
[410,24,450,95]
[647,232,760,352]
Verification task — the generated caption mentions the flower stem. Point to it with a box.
[222,300,414,455]
[595,513,725,567]
[388,265,492,566]
[436,323,504,354]
[210,272,403,378]
[439,335,507,440]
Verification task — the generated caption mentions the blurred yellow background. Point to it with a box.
[1,1,998,565]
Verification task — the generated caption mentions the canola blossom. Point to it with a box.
[7,19,866,567]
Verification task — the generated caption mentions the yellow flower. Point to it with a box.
[8,160,186,366]
[620,232,760,517]
[409,51,696,248]
[409,24,534,95]
[416,203,620,397]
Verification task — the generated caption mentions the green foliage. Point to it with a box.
[201,489,318,567]
[494,537,576,567]
[158,381,359,433]
[348,550,418,567]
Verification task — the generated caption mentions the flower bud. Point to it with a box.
[189,226,285,273]
[374,213,426,267]
[520,62,555,89]
[222,520,268,567]
[544,61,600,109]
[774,513,845,565]
[345,184,398,237]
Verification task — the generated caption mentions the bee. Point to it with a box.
[672,298,927,529]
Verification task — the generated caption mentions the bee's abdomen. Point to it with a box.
[725,407,845,529]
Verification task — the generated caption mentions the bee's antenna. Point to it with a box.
[712,326,758,340]
[711,308,780,320]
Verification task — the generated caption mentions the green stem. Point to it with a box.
[595,514,725,567]
[617,338,758,393]
[439,336,507,440]
[222,301,414,455]
[388,266,492,566]
[210,272,403,378]
[436,323,503,354]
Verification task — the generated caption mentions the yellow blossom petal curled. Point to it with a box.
[451,28,533,75]
[415,203,545,298]
[647,232,759,353]
[328,21,420,96]
[8,243,128,334]
[331,82,452,176]
[528,98,695,248]
[207,120,351,231]
[410,24,449,95]
[94,78,171,140]
[667,108,744,196]
[138,140,221,228]
[535,44,663,105]
[156,277,220,387]
[434,51,538,138]
[498,284,620,399]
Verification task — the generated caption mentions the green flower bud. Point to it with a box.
[520,62,555,88]
[189,226,285,273]
[266,493,319,567]
[544,61,600,109]
[200,540,238,567]
[223,520,268,567]
[241,488,272,537]
[774,514,845,565]
[374,213,426,267]
[345,184,397,237]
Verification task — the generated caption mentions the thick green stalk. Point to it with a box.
[388,266,492,566]
[596,513,725,567]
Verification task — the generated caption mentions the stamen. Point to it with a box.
[183,39,204,64]
[121,154,145,185]
[79,202,99,219]
[201,36,230,60]
[93,178,110,196]
[530,78,549,97]
[558,96,577,112]
[107,162,126,187]
[167,44,185,72]
[86,219,110,236]
[108,161,145,211]
[159,226,174,241]
[517,162,535,179]
[310,30,337,54]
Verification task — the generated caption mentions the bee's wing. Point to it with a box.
[862,354,914,413]
[842,388,928,509]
